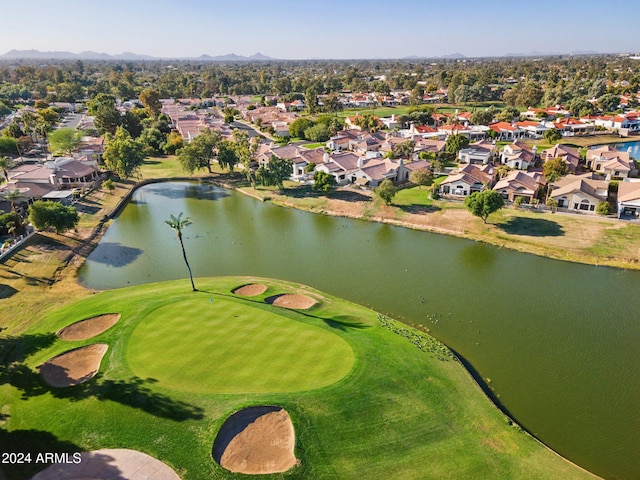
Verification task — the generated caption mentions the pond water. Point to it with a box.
[80,182,640,479]
[613,140,640,159]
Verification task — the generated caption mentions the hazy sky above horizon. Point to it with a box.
[2,0,639,59]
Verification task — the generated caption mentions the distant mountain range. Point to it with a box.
[0,49,278,61]
[0,49,616,62]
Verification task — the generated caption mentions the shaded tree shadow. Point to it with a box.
[212,406,282,465]
[30,452,127,480]
[0,333,204,421]
[497,217,565,237]
[322,314,370,331]
[329,189,371,202]
[0,284,18,299]
[87,242,143,266]
[397,204,442,214]
[48,375,205,421]
[459,242,498,271]
[150,183,230,201]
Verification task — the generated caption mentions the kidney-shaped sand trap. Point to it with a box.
[232,284,267,296]
[39,344,108,387]
[266,293,317,310]
[57,313,121,341]
[213,406,298,475]
[30,448,181,480]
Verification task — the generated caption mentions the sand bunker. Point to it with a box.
[232,284,267,297]
[30,448,181,480]
[58,313,121,341]
[266,294,317,310]
[39,344,108,388]
[213,406,298,475]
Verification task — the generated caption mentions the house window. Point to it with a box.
[579,200,591,211]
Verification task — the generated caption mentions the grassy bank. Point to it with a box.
[239,183,640,270]
[0,277,597,480]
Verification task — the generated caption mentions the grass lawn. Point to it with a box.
[125,297,354,393]
[0,277,595,480]
[393,185,433,207]
[300,142,325,149]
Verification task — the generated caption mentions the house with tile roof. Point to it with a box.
[549,174,608,212]
[500,140,536,170]
[553,117,594,135]
[439,164,494,197]
[586,146,634,180]
[617,180,640,218]
[488,122,524,140]
[493,170,545,203]
[458,140,495,165]
[541,144,581,173]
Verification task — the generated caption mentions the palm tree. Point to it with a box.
[0,156,13,182]
[165,212,196,291]
[2,189,24,215]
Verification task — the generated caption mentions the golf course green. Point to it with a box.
[2,277,596,480]
[125,297,355,393]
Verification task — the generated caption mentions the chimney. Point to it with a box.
[357,157,363,168]
[323,152,330,164]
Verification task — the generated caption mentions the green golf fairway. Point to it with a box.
[125,298,355,393]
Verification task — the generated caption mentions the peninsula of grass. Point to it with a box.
[1,277,596,480]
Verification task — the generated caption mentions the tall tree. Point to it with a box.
[103,126,145,178]
[1,189,24,215]
[177,129,221,174]
[164,212,196,291]
[28,200,79,234]
[464,190,505,223]
[543,158,569,182]
[48,128,80,156]
[409,167,434,189]
[445,134,470,154]
[0,155,14,181]
[374,179,398,205]
[139,88,162,117]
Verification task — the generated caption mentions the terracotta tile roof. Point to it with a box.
[618,181,640,202]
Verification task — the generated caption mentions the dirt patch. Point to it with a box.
[232,284,267,297]
[58,313,121,341]
[213,406,298,475]
[39,344,108,388]
[30,448,181,479]
[266,294,317,310]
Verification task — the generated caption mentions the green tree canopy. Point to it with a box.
[464,190,505,223]
[48,128,81,156]
[103,126,145,178]
[543,128,562,143]
[312,170,337,193]
[409,167,434,189]
[289,118,314,138]
[445,134,470,154]
[139,88,162,117]
[374,179,398,205]
[543,157,569,182]
[28,200,79,233]
[177,129,221,174]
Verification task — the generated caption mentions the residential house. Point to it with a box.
[458,140,495,165]
[549,174,608,212]
[314,152,406,187]
[586,146,634,180]
[493,170,545,203]
[439,164,494,197]
[515,120,549,139]
[553,117,594,136]
[500,140,536,170]
[541,144,581,173]
[488,122,524,140]
[617,180,640,218]
[2,157,101,201]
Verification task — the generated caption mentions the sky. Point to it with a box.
[1,0,639,59]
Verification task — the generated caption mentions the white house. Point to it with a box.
[617,180,640,218]
[500,141,536,170]
[549,174,608,212]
